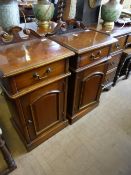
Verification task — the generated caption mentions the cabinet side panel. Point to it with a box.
[3,95,30,143]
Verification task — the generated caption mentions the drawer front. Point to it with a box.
[13,60,66,91]
[126,35,131,46]
[104,70,117,86]
[107,53,121,71]
[111,35,127,53]
[78,46,109,68]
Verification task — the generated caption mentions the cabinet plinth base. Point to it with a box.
[67,103,99,124]
[11,118,68,151]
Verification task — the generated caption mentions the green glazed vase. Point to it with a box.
[0,0,20,31]
[33,0,54,27]
[101,0,122,29]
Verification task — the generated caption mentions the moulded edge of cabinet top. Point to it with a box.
[89,23,131,38]
[49,30,118,54]
[0,38,75,78]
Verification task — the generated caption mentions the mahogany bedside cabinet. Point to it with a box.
[0,38,74,150]
[49,29,117,124]
[89,24,131,89]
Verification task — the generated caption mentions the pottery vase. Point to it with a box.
[101,0,122,29]
[33,0,54,27]
[0,0,20,31]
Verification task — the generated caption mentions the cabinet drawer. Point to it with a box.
[104,70,117,86]
[126,35,131,47]
[107,53,121,71]
[13,60,66,91]
[78,46,109,68]
[111,35,127,53]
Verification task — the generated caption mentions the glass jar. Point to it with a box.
[0,0,20,31]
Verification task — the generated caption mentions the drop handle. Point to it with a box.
[32,67,52,80]
[32,72,41,79]
[46,67,52,73]
[90,50,101,60]
[96,50,101,57]
[90,53,95,60]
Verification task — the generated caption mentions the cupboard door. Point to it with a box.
[20,80,66,141]
[76,63,106,111]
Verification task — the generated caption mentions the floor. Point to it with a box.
[0,77,131,175]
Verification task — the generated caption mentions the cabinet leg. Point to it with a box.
[113,58,126,86]
[113,75,119,86]
[125,60,131,79]
[125,69,130,79]
[0,134,17,175]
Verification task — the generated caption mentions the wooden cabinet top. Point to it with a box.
[0,38,74,78]
[89,24,131,37]
[50,30,117,54]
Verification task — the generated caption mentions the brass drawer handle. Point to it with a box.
[46,67,52,73]
[90,53,95,60]
[32,67,52,80]
[96,50,101,57]
[90,50,102,60]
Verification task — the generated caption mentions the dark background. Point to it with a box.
[20,0,101,25]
